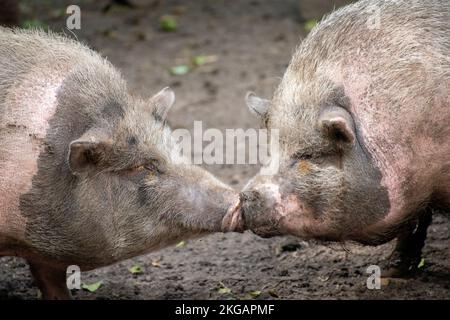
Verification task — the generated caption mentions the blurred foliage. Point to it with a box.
[170,65,190,76]
[175,240,186,247]
[160,15,178,32]
[129,265,144,274]
[304,19,318,32]
[22,19,48,30]
[81,281,103,293]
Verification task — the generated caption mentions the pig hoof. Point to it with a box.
[381,255,420,278]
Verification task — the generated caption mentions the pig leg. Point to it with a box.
[382,209,433,278]
[29,262,71,299]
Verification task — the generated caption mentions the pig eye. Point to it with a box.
[292,152,313,161]
[301,154,313,160]
[143,162,158,172]
[145,159,167,173]
[129,161,159,174]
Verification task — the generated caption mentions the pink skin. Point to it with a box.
[0,69,64,244]
[0,68,71,299]
[221,197,244,232]
[241,180,327,238]
[338,64,450,238]
[284,189,331,237]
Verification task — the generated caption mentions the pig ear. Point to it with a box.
[319,106,356,145]
[151,87,175,121]
[245,92,270,118]
[68,133,111,174]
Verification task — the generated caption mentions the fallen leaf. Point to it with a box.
[218,287,231,294]
[218,281,232,295]
[151,260,161,268]
[176,240,187,247]
[160,15,178,32]
[193,55,218,67]
[249,290,261,298]
[170,65,190,76]
[304,19,318,32]
[418,258,425,269]
[129,265,144,274]
[81,281,103,293]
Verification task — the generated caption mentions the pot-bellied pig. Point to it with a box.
[238,0,449,277]
[0,28,241,299]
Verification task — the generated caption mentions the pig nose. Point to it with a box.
[239,190,267,220]
[240,190,262,203]
[239,189,282,238]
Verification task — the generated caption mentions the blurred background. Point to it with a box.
[0,0,449,299]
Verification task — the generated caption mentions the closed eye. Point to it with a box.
[142,162,158,172]
[124,160,161,175]
[291,152,313,162]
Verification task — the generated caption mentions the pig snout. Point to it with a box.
[240,183,303,238]
[239,186,282,238]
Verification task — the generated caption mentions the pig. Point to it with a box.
[239,0,449,277]
[0,28,241,299]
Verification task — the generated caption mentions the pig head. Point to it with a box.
[17,85,241,268]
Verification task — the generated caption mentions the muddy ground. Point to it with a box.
[1,0,449,300]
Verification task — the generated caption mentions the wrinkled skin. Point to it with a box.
[240,0,450,277]
[0,28,241,299]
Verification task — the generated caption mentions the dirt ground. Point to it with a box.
[1,0,449,300]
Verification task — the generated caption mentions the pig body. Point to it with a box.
[242,0,449,276]
[0,28,239,298]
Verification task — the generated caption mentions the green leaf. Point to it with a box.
[418,258,425,269]
[193,56,207,66]
[218,287,231,294]
[169,65,190,76]
[160,15,178,32]
[81,281,103,293]
[249,290,261,298]
[22,19,48,31]
[218,281,232,295]
[193,55,218,66]
[175,240,187,247]
[304,19,318,32]
[129,265,144,274]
